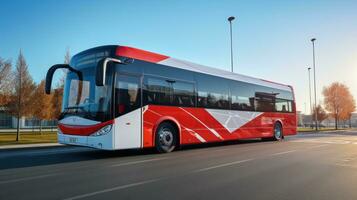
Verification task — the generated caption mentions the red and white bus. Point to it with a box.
[45,45,297,153]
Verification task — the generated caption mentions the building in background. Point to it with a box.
[0,107,56,129]
[298,111,357,128]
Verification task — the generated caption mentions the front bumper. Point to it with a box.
[57,129,114,150]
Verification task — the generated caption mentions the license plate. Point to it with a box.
[69,137,77,143]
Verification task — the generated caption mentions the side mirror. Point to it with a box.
[45,64,81,94]
[45,64,70,94]
[96,58,122,86]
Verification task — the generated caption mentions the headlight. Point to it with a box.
[90,125,112,136]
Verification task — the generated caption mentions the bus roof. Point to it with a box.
[82,45,292,92]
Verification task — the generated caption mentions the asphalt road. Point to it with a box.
[1,131,357,200]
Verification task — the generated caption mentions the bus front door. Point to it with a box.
[114,74,142,149]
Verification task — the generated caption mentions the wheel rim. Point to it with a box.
[275,124,282,139]
[158,128,173,148]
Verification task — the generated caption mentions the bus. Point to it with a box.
[45,45,297,153]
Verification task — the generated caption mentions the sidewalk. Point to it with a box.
[0,143,63,150]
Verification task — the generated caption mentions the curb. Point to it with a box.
[0,143,63,150]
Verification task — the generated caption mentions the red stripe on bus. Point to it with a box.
[58,120,114,136]
[116,46,169,63]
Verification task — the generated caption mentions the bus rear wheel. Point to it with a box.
[273,122,283,141]
[155,122,178,153]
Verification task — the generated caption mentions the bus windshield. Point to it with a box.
[61,67,113,122]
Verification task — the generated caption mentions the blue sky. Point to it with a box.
[1,0,356,113]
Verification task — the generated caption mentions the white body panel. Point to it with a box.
[206,109,263,133]
[114,108,142,149]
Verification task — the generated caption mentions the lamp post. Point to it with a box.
[228,16,235,72]
[308,67,313,128]
[311,38,318,131]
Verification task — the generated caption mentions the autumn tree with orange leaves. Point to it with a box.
[7,51,36,141]
[323,82,356,130]
[32,80,54,134]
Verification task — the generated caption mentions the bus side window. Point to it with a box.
[230,81,255,111]
[143,77,172,106]
[115,75,141,117]
[196,74,229,110]
[172,81,195,107]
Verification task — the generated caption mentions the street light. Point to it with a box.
[308,67,313,127]
[311,38,318,131]
[228,16,235,72]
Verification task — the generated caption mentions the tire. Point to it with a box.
[273,122,283,141]
[155,122,178,153]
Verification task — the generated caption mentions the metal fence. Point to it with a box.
[0,111,57,130]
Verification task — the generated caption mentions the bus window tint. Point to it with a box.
[144,77,172,105]
[172,81,195,107]
[196,74,229,109]
[254,92,275,112]
[275,99,289,112]
[288,101,294,112]
[115,75,141,116]
[230,81,255,111]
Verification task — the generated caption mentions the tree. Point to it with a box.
[58,47,71,86]
[7,51,36,141]
[323,82,356,130]
[32,80,53,134]
[340,94,356,128]
[49,48,69,120]
[51,87,63,120]
[312,104,328,126]
[0,57,13,106]
[64,47,71,64]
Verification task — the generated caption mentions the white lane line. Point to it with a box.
[194,159,254,172]
[309,144,329,148]
[63,179,159,200]
[270,150,297,156]
[109,158,168,167]
[0,173,60,185]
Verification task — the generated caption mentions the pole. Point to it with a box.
[311,38,318,131]
[227,16,235,72]
[229,20,233,72]
[308,67,312,127]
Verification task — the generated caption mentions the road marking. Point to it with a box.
[0,173,60,185]
[63,179,159,200]
[270,150,296,156]
[309,144,329,148]
[194,159,254,172]
[290,139,352,144]
[109,157,168,167]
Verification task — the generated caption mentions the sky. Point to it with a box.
[0,0,356,113]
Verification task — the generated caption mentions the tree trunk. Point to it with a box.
[349,117,352,128]
[335,115,338,130]
[40,120,43,135]
[16,116,20,141]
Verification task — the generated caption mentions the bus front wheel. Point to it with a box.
[155,122,178,153]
